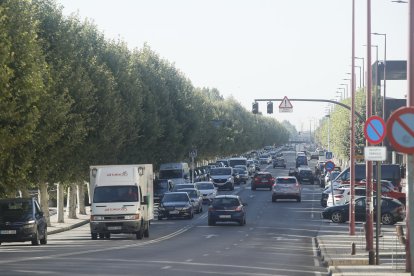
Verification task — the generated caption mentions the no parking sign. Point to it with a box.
[387,107,414,154]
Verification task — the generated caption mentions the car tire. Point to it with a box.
[99,233,105,239]
[31,228,40,246]
[381,213,395,225]
[238,219,244,226]
[91,233,97,240]
[40,230,47,245]
[331,211,345,223]
[105,233,111,239]
[297,197,301,202]
[208,218,215,226]
[144,221,150,238]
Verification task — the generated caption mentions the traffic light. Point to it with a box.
[267,101,273,114]
[252,102,258,114]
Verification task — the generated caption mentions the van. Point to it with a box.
[209,167,235,191]
[228,157,247,168]
[159,162,190,185]
[332,163,403,191]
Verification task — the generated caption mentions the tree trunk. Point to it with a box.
[77,182,86,215]
[38,183,50,226]
[57,183,64,223]
[67,183,77,219]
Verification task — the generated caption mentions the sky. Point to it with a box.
[58,0,409,131]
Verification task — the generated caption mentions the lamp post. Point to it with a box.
[336,91,343,100]
[355,56,365,91]
[338,87,346,99]
[340,83,349,98]
[364,44,379,114]
[353,65,362,89]
[372,32,387,119]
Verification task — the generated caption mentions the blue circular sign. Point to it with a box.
[387,107,414,154]
[325,161,335,172]
[364,116,386,145]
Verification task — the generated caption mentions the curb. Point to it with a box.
[48,219,90,235]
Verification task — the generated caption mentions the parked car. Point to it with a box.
[272,176,301,202]
[273,157,286,168]
[322,196,405,225]
[208,195,247,226]
[195,182,217,204]
[177,188,203,213]
[158,192,194,220]
[297,166,314,184]
[0,197,47,246]
[326,187,367,207]
[251,172,275,190]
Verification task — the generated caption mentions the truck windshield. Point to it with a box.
[93,186,138,203]
[154,180,169,192]
[159,169,183,179]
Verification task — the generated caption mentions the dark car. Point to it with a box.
[295,155,308,168]
[157,192,194,220]
[273,158,286,168]
[251,172,275,191]
[153,179,174,203]
[208,195,247,226]
[297,167,314,184]
[0,197,47,246]
[321,196,405,225]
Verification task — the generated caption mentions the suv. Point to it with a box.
[251,172,275,191]
[209,167,235,191]
[0,197,47,246]
[297,166,314,184]
[272,176,301,202]
[273,157,286,168]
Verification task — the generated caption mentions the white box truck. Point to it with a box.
[158,162,190,185]
[89,164,153,240]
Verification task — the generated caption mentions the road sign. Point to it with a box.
[364,115,386,145]
[364,146,387,161]
[279,96,293,113]
[325,160,335,172]
[386,106,414,154]
[325,151,333,160]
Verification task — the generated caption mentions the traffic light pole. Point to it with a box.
[253,98,365,122]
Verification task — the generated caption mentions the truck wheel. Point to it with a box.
[105,233,111,239]
[144,221,149,238]
[136,225,144,240]
[99,233,105,239]
[91,233,97,240]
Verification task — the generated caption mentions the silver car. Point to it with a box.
[272,176,301,202]
[177,188,203,213]
[195,182,217,204]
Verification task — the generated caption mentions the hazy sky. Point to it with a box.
[58,0,409,131]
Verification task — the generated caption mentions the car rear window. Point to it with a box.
[213,198,239,207]
[276,178,296,184]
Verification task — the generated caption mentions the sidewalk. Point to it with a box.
[316,222,409,275]
[47,207,90,235]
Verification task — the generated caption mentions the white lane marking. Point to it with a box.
[186,259,193,262]
[203,254,209,257]
[161,266,171,270]
[205,234,218,239]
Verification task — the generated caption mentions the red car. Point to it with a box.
[252,172,275,191]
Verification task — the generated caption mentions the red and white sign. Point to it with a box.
[386,107,414,154]
[279,96,293,113]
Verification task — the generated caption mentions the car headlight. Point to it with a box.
[124,214,140,220]
[23,221,35,229]
[228,177,232,181]
[91,215,105,221]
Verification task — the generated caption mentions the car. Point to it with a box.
[321,196,405,225]
[234,166,249,184]
[297,166,314,184]
[273,157,286,168]
[326,187,367,207]
[209,167,235,191]
[208,195,247,226]
[172,183,198,192]
[0,197,47,246]
[195,182,217,204]
[324,171,341,187]
[295,155,308,168]
[259,155,271,164]
[272,176,301,202]
[153,179,174,203]
[246,160,256,175]
[251,172,275,190]
[177,188,203,213]
[157,192,194,220]
[310,151,319,160]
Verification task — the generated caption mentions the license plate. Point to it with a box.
[107,226,121,231]
[261,180,268,183]
[219,215,231,219]
[169,210,179,214]
[0,230,16,234]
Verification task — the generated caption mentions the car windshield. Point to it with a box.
[196,183,215,190]
[162,193,189,202]
[210,168,232,175]
[276,178,296,184]
[93,186,138,203]
[212,198,240,207]
[0,200,33,221]
[234,168,245,174]
[159,169,183,179]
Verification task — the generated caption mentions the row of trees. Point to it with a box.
[0,0,290,218]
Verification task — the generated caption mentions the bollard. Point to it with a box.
[351,242,356,255]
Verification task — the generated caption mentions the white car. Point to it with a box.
[326,187,367,207]
[195,182,217,204]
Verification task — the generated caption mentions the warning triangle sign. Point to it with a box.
[279,96,293,108]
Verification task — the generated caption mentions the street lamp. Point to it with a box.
[355,56,365,91]
[340,83,349,98]
[337,87,346,99]
[372,32,387,119]
[336,91,343,100]
[354,65,362,89]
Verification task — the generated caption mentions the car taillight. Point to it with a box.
[270,177,275,182]
[254,178,260,182]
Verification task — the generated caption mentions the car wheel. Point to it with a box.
[144,221,150,238]
[40,229,47,245]
[158,215,163,220]
[208,218,215,226]
[381,213,395,225]
[91,233,98,240]
[331,211,345,223]
[297,197,301,202]
[31,228,40,245]
[136,224,144,240]
[99,233,105,239]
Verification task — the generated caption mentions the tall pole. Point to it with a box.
[349,0,356,236]
[356,57,365,92]
[366,0,375,265]
[406,1,414,272]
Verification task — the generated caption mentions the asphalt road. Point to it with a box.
[0,160,329,276]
